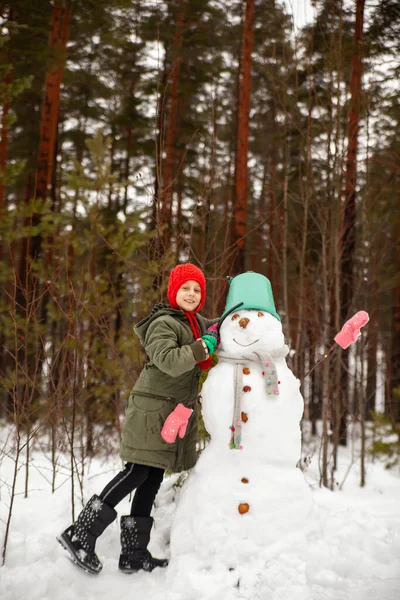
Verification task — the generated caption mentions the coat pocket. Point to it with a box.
[132,391,175,413]
[123,392,176,450]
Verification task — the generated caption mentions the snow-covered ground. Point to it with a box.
[1,427,399,600]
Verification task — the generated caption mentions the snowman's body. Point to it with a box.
[168,308,313,593]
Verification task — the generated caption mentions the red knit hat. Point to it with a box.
[167,263,206,312]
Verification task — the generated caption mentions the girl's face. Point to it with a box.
[176,280,202,312]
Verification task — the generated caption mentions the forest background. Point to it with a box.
[0,0,400,545]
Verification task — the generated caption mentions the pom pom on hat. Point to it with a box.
[167,263,206,311]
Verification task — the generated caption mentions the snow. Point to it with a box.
[1,431,400,600]
[1,307,400,599]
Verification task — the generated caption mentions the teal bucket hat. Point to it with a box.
[219,272,280,329]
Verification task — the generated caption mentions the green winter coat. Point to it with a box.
[120,304,217,472]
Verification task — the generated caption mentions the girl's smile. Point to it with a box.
[176,280,202,311]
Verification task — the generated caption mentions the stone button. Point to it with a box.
[243,385,251,392]
[238,503,250,514]
[241,411,248,423]
[243,367,250,375]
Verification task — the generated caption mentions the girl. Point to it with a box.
[57,263,219,575]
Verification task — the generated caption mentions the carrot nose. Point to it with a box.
[239,317,250,329]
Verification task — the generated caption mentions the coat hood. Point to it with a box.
[134,303,188,345]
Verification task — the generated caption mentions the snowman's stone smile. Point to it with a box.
[233,338,259,347]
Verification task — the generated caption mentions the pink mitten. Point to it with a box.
[161,404,193,444]
[334,311,369,349]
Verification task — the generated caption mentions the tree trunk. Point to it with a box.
[339,0,365,444]
[231,0,255,275]
[160,0,184,254]
[391,227,400,421]
[0,66,12,415]
[14,2,71,431]
[366,286,378,419]
[122,80,137,215]
[32,0,71,261]
[175,183,183,262]
[359,336,366,486]
[0,69,11,244]
[250,160,268,274]
[151,51,168,230]
[0,5,14,229]
[268,130,277,289]
[320,229,331,488]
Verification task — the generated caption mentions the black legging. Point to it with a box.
[99,463,164,517]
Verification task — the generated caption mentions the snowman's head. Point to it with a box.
[218,308,285,357]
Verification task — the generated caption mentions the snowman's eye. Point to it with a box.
[231,314,240,321]
[258,312,264,317]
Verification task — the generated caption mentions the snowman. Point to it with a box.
[167,273,314,597]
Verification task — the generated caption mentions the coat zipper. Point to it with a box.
[133,391,176,404]
[134,390,200,407]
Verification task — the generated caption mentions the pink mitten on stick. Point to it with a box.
[161,404,193,444]
[334,311,369,349]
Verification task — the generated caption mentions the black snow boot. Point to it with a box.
[57,495,117,575]
[118,515,168,573]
